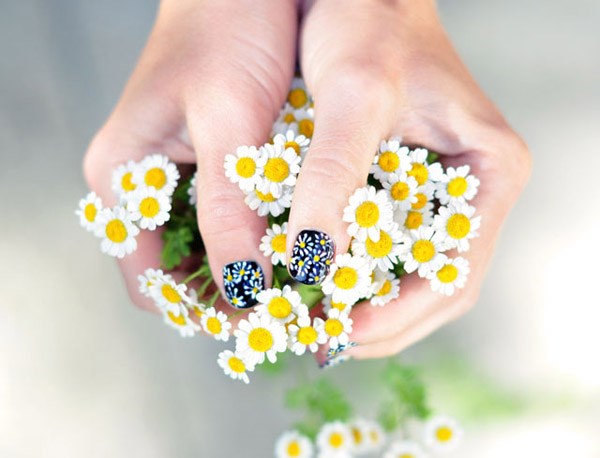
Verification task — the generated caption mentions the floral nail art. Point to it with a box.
[326,341,358,358]
[288,230,334,285]
[222,261,264,308]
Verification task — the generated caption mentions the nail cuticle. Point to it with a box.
[222,260,264,309]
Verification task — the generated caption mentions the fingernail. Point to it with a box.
[288,230,334,285]
[222,260,264,309]
[326,342,358,358]
[319,354,352,369]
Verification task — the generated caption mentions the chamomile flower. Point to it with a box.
[406,148,443,187]
[370,270,400,307]
[343,186,394,242]
[317,422,353,455]
[435,165,480,205]
[287,315,327,355]
[185,290,207,321]
[351,223,406,271]
[255,285,302,324]
[383,441,427,458]
[188,171,197,206]
[322,253,373,305]
[371,139,410,182]
[126,186,171,230]
[322,295,354,315]
[364,421,385,453]
[133,154,179,196]
[382,171,418,211]
[395,207,435,232]
[348,418,372,455]
[94,206,139,258]
[272,129,310,159]
[245,186,292,217]
[410,183,435,213]
[259,222,288,266]
[399,227,448,278]
[323,308,353,349]
[201,307,232,342]
[434,203,481,252]
[149,275,190,314]
[275,430,314,458]
[258,143,301,198]
[423,415,462,453]
[272,103,298,135]
[286,77,311,109]
[76,192,102,232]
[224,145,265,192]
[234,312,287,365]
[112,160,138,197]
[427,256,470,296]
[217,350,255,384]
[291,107,315,139]
[162,306,200,337]
[137,268,167,297]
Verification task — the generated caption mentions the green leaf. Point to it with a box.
[426,150,440,164]
[256,351,288,375]
[294,419,321,441]
[161,225,194,270]
[382,361,431,420]
[296,283,325,310]
[377,399,401,432]
[285,378,352,425]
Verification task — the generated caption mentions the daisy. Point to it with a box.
[162,306,200,337]
[245,186,292,217]
[133,154,180,196]
[292,107,315,139]
[272,103,298,136]
[275,430,314,458]
[94,206,139,258]
[370,270,400,307]
[259,222,288,266]
[112,160,139,197]
[322,253,372,305]
[323,308,353,349]
[423,415,462,453]
[364,421,386,453]
[316,422,353,456]
[383,440,428,458]
[343,186,394,242]
[234,312,288,365]
[217,350,255,384]
[287,315,327,355]
[406,148,444,187]
[224,145,265,192]
[434,202,481,252]
[351,223,406,272]
[435,165,480,205]
[258,143,301,198]
[410,183,435,213]
[137,268,167,297]
[76,191,102,232]
[395,207,435,232]
[427,256,470,296]
[400,226,448,277]
[255,285,303,324]
[272,129,310,159]
[371,138,410,182]
[201,307,232,342]
[185,290,207,321]
[188,171,197,206]
[381,171,418,211]
[348,418,371,455]
[149,275,190,314]
[286,77,312,109]
[126,186,171,230]
[322,295,354,315]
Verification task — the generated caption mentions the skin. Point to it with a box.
[84,0,531,362]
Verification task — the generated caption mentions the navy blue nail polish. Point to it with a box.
[326,342,358,358]
[288,230,334,285]
[222,261,264,308]
[319,354,352,369]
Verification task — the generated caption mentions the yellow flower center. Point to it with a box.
[191,306,204,319]
[400,454,414,458]
[370,430,380,442]
[161,284,182,303]
[333,267,358,290]
[436,426,453,442]
[408,163,428,186]
[84,203,97,222]
[448,176,468,197]
[378,151,399,172]
[376,280,392,296]
[412,193,428,210]
[285,140,301,155]
[355,201,380,228]
[167,311,186,326]
[256,190,277,202]
[412,240,435,263]
[437,264,459,283]
[329,432,344,448]
[264,158,290,183]
[248,327,274,352]
[365,230,393,259]
[331,301,349,312]
[352,428,363,444]
[287,440,301,457]
[287,88,308,109]
[228,356,246,373]
[139,196,160,218]
[325,318,343,337]
[298,119,314,138]
[283,113,296,123]
[144,167,167,189]
[446,214,471,239]
[390,181,410,201]
[105,219,128,243]
[297,326,318,345]
[121,172,136,192]
[404,211,423,230]
[268,297,292,319]
[206,316,222,335]
[235,157,256,178]
[271,234,287,253]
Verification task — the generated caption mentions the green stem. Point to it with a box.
[196,277,214,297]
[183,269,204,285]
[207,289,221,308]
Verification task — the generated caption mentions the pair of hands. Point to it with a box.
[84,0,530,363]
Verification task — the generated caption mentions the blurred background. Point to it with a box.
[1,0,599,456]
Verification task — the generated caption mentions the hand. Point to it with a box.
[84,0,297,312]
[285,0,531,362]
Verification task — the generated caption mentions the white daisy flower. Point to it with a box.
[286,77,312,109]
[343,186,394,242]
[184,289,207,321]
[255,285,302,324]
[259,222,288,266]
[188,171,197,206]
[370,270,400,307]
[137,268,167,297]
[272,103,298,136]
[427,256,470,296]
[323,308,353,349]
[234,312,287,365]
[322,253,373,305]
[245,186,292,217]
[371,138,411,182]
[94,206,139,258]
[149,275,190,314]
[76,191,102,232]
[316,421,353,455]
[348,418,372,455]
[258,143,301,198]
[287,315,327,355]
[381,171,418,211]
[126,186,171,230]
[351,223,406,272]
[423,415,462,453]
[395,207,435,232]
[224,145,265,192]
[364,421,386,453]
[162,306,200,337]
[200,307,232,342]
[322,295,354,315]
[217,350,256,384]
[433,202,481,252]
[383,440,427,458]
[112,160,139,197]
[275,431,314,458]
[399,227,448,278]
[435,165,480,205]
[406,148,444,186]
[273,129,310,160]
[410,183,435,213]
[133,154,180,196]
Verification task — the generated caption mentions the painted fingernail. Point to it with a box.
[319,354,352,369]
[222,260,264,309]
[327,342,358,358]
[288,230,334,285]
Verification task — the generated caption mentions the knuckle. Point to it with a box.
[302,152,363,197]
[196,190,251,238]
